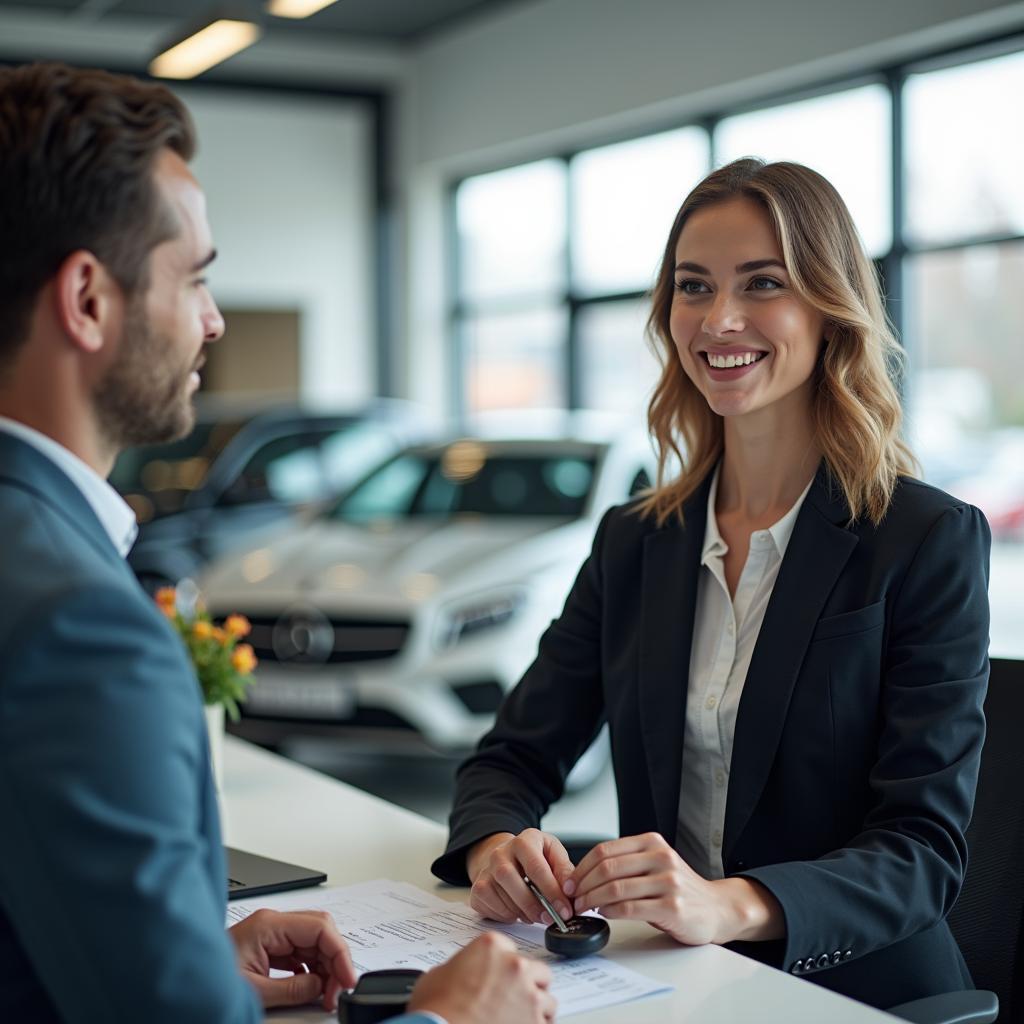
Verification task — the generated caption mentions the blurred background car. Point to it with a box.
[111,399,429,592]
[947,427,1024,541]
[199,413,656,787]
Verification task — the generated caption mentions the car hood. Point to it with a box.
[201,515,588,608]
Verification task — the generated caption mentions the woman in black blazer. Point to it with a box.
[431,158,990,1010]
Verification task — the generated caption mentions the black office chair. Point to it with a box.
[889,657,1024,1024]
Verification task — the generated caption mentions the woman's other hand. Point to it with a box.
[567,832,784,945]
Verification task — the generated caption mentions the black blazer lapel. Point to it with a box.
[724,465,858,859]
[639,473,712,842]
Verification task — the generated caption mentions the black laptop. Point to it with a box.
[226,847,327,900]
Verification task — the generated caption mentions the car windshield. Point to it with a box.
[329,444,598,522]
[110,419,247,522]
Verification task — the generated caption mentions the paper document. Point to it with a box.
[227,878,672,1018]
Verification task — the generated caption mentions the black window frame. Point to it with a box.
[447,30,1024,421]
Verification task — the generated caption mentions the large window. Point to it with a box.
[453,129,709,421]
[715,84,892,257]
[451,39,1024,657]
[901,46,1024,662]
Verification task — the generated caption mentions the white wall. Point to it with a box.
[0,5,407,406]
[398,0,1024,414]
[177,87,375,405]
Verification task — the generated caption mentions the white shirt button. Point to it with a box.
[726,621,735,635]
[705,695,718,710]
[715,771,726,787]
[712,830,722,847]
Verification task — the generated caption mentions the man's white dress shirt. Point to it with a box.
[0,416,137,558]
[676,465,812,879]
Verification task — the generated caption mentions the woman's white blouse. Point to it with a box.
[675,466,813,880]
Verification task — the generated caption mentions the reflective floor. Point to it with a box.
[283,739,619,845]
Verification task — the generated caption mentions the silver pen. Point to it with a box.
[523,876,569,933]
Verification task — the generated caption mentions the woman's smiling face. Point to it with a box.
[669,195,826,422]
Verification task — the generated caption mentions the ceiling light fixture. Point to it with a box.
[150,17,261,79]
[266,0,339,18]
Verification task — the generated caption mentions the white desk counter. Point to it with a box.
[222,737,898,1023]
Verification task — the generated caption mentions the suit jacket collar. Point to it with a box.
[723,463,857,857]
[639,471,711,842]
[638,461,859,851]
[0,431,124,564]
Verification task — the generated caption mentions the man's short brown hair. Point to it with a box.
[0,62,196,365]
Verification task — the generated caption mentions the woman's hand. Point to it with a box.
[467,829,575,926]
[229,908,357,1011]
[567,832,784,945]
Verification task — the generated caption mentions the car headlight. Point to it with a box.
[437,591,527,649]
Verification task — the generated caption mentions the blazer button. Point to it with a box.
[843,950,853,960]
[816,954,830,969]
[803,956,815,972]
[831,951,842,965]
[790,960,804,974]
[735,860,747,870]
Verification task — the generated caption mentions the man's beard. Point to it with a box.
[94,295,201,450]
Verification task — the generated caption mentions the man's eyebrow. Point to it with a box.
[190,249,217,273]
[674,258,787,275]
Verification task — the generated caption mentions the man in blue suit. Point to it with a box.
[0,62,554,1024]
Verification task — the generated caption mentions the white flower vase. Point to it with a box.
[204,702,225,794]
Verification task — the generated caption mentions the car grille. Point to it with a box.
[239,614,411,665]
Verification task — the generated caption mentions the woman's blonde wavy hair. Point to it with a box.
[639,157,918,527]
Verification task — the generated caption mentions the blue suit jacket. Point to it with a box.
[0,432,442,1023]
[0,432,263,1022]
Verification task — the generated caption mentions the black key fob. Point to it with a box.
[544,915,610,958]
[338,968,423,1024]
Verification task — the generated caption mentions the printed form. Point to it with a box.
[227,878,672,1017]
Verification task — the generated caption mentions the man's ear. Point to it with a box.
[53,250,122,355]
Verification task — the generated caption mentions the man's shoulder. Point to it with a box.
[0,477,126,605]
[0,479,172,681]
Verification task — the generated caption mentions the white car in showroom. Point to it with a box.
[200,415,655,781]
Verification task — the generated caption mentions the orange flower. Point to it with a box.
[231,644,257,675]
[192,620,214,640]
[155,587,177,618]
[224,614,251,639]
[212,626,228,644]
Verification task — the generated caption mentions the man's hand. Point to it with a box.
[407,932,555,1024]
[229,908,357,1011]
[467,829,574,926]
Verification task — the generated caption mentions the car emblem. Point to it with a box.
[272,606,335,664]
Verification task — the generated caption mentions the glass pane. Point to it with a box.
[456,160,566,303]
[331,453,430,522]
[577,299,661,418]
[462,306,567,413]
[715,84,892,257]
[333,450,597,520]
[904,243,1024,658]
[111,418,246,521]
[571,128,710,295]
[905,49,1024,245]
